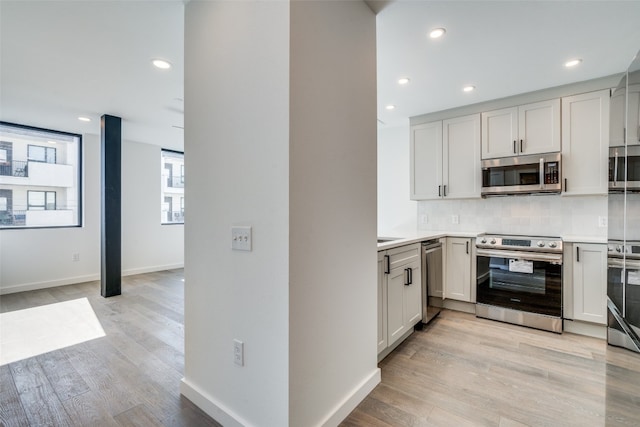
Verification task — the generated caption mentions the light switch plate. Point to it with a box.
[451,215,459,224]
[232,226,252,251]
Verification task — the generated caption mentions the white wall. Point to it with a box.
[182,2,290,426]
[289,2,378,426]
[0,134,184,293]
[377,124,417,236]
[182,1,378,426]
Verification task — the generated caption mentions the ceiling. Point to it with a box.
[1,1,640,150]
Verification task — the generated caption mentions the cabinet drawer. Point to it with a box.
[386,243,421,270]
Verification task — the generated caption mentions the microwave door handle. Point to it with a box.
[614,150,619,186]
[539,158,544,189]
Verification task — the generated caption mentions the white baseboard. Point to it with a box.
[180,378,252,427]
[0,274,100,295]
[122,263,184,276]
[319,368,381,427]
[181,368,380,427]
[0,263,184,295]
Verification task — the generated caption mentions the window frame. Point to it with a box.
[27,190,57,210]
[27,144,57,164]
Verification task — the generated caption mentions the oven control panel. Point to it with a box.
[477,235,563,252]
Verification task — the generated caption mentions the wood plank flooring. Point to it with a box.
[342,310,640,427]
[0,270,220,427]
[4,271,640,426]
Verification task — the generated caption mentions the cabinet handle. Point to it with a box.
[443,185,447,197]
[520,139,523,153]
[564,178,568,192]
[513,140,517,154]
[409,267,413,284]
[576,246,580,262]
[384,255,390,274]
[438,185,441,197]
[466,241,469,254]
[404,268,410,286]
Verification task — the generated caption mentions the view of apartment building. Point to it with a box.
[0,122,81,228]
[161,149,184,224]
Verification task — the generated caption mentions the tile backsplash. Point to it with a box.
[417,194,608,238]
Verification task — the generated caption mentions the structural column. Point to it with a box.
[101,114,121,297]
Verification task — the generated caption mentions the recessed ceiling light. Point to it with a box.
[398,77,410,85]
[564,58,582,68]
[385,105,396,110]
[152,59,172,69]
[429,28,446,39]
[463,85,476,92]
[78,116,91,122]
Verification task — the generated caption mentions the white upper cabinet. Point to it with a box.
[411,114,480,200]
[410,121,442,200]
[481,99,561,159]
[629,84,640,145]
[561,89,610,196]
[610,86,626,147]
[443,114,481,199]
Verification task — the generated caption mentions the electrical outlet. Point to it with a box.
[598,216,608,228]
[420,214,428,224]
[72,253,80,262]
[233,339,244,366]
[451,215,459,224]
[232,226,252,251]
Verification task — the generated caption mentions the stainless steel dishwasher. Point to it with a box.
[422,240,443,324]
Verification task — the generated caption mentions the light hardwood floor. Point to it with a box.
[3,271,640,426]
[342,310,640,427]
[0,270,220,427]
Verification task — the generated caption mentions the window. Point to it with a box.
[0,122,82,229]
[28,191,56,210]
[161,149,184,224]
[28,144,56,163]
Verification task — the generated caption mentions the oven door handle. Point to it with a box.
[476,248,563,264]
[609,258,640,270]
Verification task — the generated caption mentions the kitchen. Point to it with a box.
[364,2,640,423]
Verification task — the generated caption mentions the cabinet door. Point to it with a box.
[573,243,607,324]
[403,260,422,327]
[377,251,388,354]
[610,86,626,147]
[387,265,408,346]
[444,237,472,302]
[481,107,518,159]
[411,121,443,200]
[561,90,610,196]
[443,114,481,199]
[518,99,561,155]
[628,84,640,145]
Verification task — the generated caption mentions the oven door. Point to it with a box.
[477,249,562,317]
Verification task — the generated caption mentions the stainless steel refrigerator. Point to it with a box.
[607,50,640,353]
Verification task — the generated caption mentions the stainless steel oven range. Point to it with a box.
[476,234,563,333]
[607,240,640,353]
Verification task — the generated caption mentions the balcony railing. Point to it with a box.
[0,160,28,177]
[0,210,26,226]
[166,176,184,188]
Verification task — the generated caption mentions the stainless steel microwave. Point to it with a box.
[609,145,640,192]
[481,153,561,196]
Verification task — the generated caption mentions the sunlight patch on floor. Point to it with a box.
[0,297,105,366]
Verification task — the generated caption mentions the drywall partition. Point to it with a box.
[0,134,184,294]
[182,1,378,426]
[289,1,378,426]
[182,2,290,426]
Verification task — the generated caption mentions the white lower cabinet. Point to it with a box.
[444,237,474,302]
[378,243,422,356]
[564,243,607,325]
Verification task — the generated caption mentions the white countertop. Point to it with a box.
[377,231,484,251]
[377,231,607,251]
